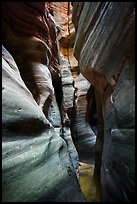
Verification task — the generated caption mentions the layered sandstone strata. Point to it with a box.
[72,2,135,202]
[2,2,85,202]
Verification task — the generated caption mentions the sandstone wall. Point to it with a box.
[51,2,96,152]
[2,3,85,202]
[72,2,135,202]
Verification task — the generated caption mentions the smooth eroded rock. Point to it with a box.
[2,46,85,202]
[72,2,135,202]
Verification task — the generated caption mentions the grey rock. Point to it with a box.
[75,74,96,151]
[2,46,85,202]
[72,2,135,202]
[102,55,135,202]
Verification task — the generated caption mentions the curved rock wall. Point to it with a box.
[74,74,96,152]
[2,2,60,116]
[2,2,85,202]
[72,2,135,202]
[2,3,60,78]
[51,2,96,153]
[51,2,75,47]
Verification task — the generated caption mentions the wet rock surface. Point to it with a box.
[79,162,99,202]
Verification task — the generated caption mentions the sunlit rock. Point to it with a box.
[2,2,86,202]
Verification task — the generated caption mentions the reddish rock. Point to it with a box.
[2,3,86,202]
[2,2,61,116]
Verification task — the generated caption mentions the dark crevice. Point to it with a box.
[3,118,50,136]
[86,84,98,135]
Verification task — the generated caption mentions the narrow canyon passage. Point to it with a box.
[2,2,135,202]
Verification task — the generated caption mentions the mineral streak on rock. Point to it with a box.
[72,2,135,202]
[2,44,85,202]
[2,2,85,202]
[51,2,75,48]
[2,2,61,117]
[2,3,60,78]
[51,2,97,153]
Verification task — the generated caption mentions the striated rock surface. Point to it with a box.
[72,2,135,202]
[2,2,85,202]
[51,2,75,48]
[102,56,135,202]
[2,45,85,202]
[59,52,75,110]
[74,74,96,152]
[52,3,96,153]
[2,2,60,117]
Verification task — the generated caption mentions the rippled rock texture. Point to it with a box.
[2,2,85,202]
[2,45,85,202]
[52,2,96,153]
[72,2,135,202]
[2,2,60,117]
[74,74,96,152]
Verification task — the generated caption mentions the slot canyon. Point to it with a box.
[2,2,135,202]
